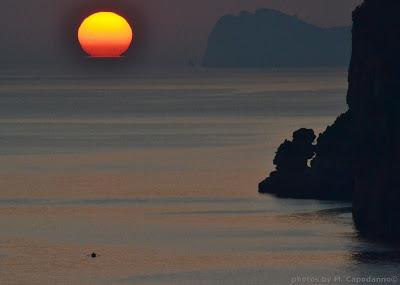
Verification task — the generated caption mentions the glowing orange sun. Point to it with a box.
[78,12,133,57]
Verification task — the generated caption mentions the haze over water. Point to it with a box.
[0,68,398,284]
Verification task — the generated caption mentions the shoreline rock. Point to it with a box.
[259,112,355,202]
[350,0,400,240]
[260,0,400,240]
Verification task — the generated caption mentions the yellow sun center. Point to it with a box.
[78,12,134,57]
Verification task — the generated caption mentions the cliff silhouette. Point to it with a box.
[259,0,400,240]
[350,0,400,240]
[203,9,351,68]
[259,112,355,201]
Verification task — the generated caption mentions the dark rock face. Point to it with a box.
[203,9,351,68]
[260,0,400,240]
[259,129,316,198]
[310,112,355,201]
[349,0,400,240]
[259,113,355,201]
[274,129,316,173]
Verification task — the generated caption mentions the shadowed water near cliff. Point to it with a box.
[0,69,399,284]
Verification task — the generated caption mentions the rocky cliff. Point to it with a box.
[203,9,351,68]
[259,0,400,240]
[259,112,355,201]
[349,0,400,240]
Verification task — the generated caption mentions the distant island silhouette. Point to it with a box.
[259,0,400,241]
[203,9,351,68]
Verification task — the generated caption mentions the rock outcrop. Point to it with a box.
[260,0,400,240]
[259,129,316,199]
[310,111,355,201]
[349,0,400,240]
[259,112,355,201]
[203,9,351,68]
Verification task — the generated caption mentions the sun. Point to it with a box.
[78,12,133,58]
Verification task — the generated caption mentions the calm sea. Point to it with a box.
[0,68,398,285]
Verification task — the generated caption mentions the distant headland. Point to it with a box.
[203,9,351,68]
[259,0,400,241]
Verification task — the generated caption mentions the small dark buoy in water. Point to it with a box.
[90,252,97,258]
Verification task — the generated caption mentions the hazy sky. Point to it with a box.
[0,0,362,66]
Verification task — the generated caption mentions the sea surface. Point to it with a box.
[0,68,398,285]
